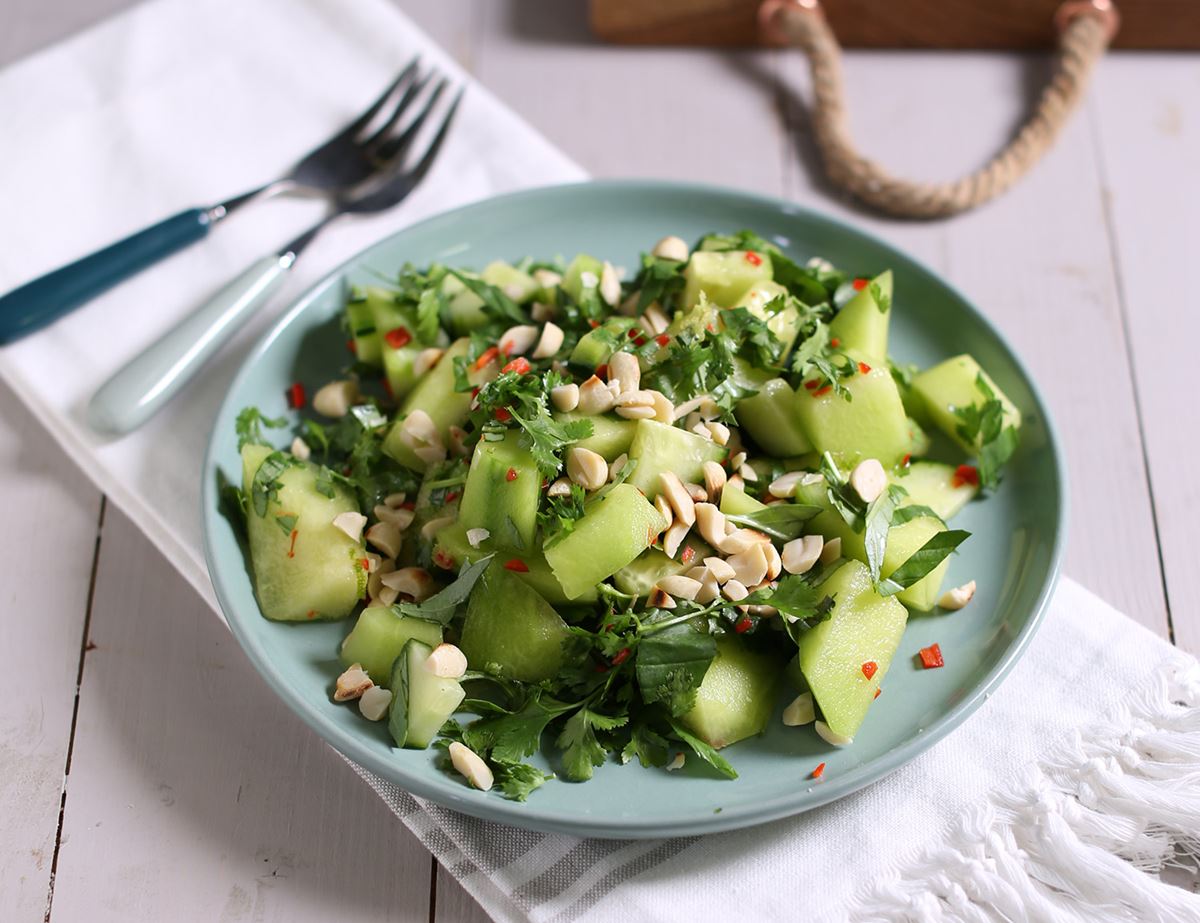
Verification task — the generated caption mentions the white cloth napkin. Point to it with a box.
[2,2,1197,921]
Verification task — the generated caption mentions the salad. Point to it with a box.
[228,229,1021,800]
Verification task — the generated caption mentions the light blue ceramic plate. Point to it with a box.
[203,181,1066,838]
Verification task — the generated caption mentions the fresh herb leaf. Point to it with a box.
[250,451,298,516]
[394,554,494,626]
[953,373,1020,490]
[620,718,671,768]
[449,270,527,325]
[236,407,286,450]
[726,504,822,542]
[415,285,444,344]
[463,691,574,763]
[635,624,717,716]
[864,485,905,583]
[667,718,738,780]
[511,406,593,479]
[744,575,835,638]
[876,530,971,596]
[556,706,628,782]
[891,504,945,526]
[492,761,552,801]
[818,453,867,531]
[274,512,297,536]
[869,280,891,313]
[631,253,687,312]
[540,481,588,550]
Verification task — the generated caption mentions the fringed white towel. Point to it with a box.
[347,580,1200,923]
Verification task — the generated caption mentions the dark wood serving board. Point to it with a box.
[590,0,1200,49]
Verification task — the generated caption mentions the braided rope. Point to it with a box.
[760,0,1118,218]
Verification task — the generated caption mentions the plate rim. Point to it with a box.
[202,178,1068,838]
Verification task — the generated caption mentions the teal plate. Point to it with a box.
[203,181,1066,839]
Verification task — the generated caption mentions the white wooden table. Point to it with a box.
[2,2,1197,920]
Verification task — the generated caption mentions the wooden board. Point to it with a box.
[590,0,1200,50]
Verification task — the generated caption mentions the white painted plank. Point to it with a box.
[0,383,102,920]
[48,507,431,922]
[1090,55,1200,654]
[435,864,494,923]
[777,50,1169,634]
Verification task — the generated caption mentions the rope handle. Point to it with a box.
[757,0,1120,218]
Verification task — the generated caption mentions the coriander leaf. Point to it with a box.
[492,761,552,801]
[632,253,687,312]
[744,575,835,639]
[876,530,971,596]
[464,692,574,763]
[395,554,494,626]
[621,719,671,769]
[726,504,823,542]
[511,406,594,479]
[869,280,892,313]
[556,706,628,782]
[236,406,287,451]
[636,624,717,717]
[953,373,1020,490]
[540,481,588,550]
[864,485,905,583]
[250,451,298,516]
[667,719,737,780]
[301,419,330,456]
[415,285,444,344]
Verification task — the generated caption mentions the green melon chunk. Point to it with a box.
[432,522,593,605]
[382,339,474,472]
[544,484,666,599]
[682,250,773,309]
[442,273,487,333]
[613,538,713,597]
[733,279,801,355]
[457,431,540,551]
[911,354,1022,454]
[339,607,444,686]
[389,639,465,749]
[626,419,727,497]
[682,636,780,750]
[735,373,812,457]
[794,364,911,467]
[460,563,571,682]
[569,318,638,368]
[718,481,766,516]
[562,253,604,303]
[799,560,907,739]
[483,260,537,303]
[905,417,932,459]
[554,411,637,461]
[241,444,365,621]
[346,298,381,366]
[367,289,424,400]
[829,271,891,361]
[893,460,979,521]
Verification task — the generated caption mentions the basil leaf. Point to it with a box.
[636,624,717,716]
[875,530,971,596]
[726,504,822,542]
[394,553,494,626]
[864,486,904,583]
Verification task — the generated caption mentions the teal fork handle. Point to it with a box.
[0,207,213,345]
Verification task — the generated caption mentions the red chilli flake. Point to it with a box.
[494,407,513,423]
[432,549,456,571]
[611,648,631,666]
[681,545,696,565]
[803,379,819,391]
[813,385,833,398]
[502,357,531,375]
[588,319,601,328]
[829,337,841,348]
[861,661,878,680]
[627,328,640,339]
[852,277,869,291]
[346,339,357,354]
[595,364,608,379]
[359,558,370,571]
[952,464,980,488]
[858,361,872,375]
[473,346,500,371]
[444,490,460,503]
[919,643,945,669]
[874,688,882,700]
[901,453,912,468]
[811,762,826,780]
[286,382,306,409]
[287,529,299,558]
[744,251,763,267]
[633,335,647,347]
[384,326,412,349]
[734,616,753,634]
[503,558,529,573]
[655,334,671,347]
[505,467,519,482]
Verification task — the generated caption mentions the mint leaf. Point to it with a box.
[876,530,971,596]
[394,554,494,626]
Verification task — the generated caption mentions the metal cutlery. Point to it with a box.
[86,69,462,435]
[0,58,432,345]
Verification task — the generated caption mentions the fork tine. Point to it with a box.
[396,88,464,188]
[373,77,450,165]
[341,58,420,139]
[361,69,435,149]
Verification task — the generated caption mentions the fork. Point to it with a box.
[86,74,463,436]
[0,58,429,345]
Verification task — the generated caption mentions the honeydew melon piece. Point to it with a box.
[457,431,540,551]
[735,373,813,457]
[562,253,605,303]
[612,538,714,597]
[553,411,637,461]
[893,460,979,521]
[911,354,1021,454]
[460,563,571,682]
[389,640,465,749]
[828,271,891,361]
[793,363,911,468]
[682,250,773,309]
[339,607,444,686]
[382,338,473,472]
[626,419,727,498]
[682,636,780,749]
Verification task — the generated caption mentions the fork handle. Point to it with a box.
[87,252,294,436]
[0,207,214,345]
